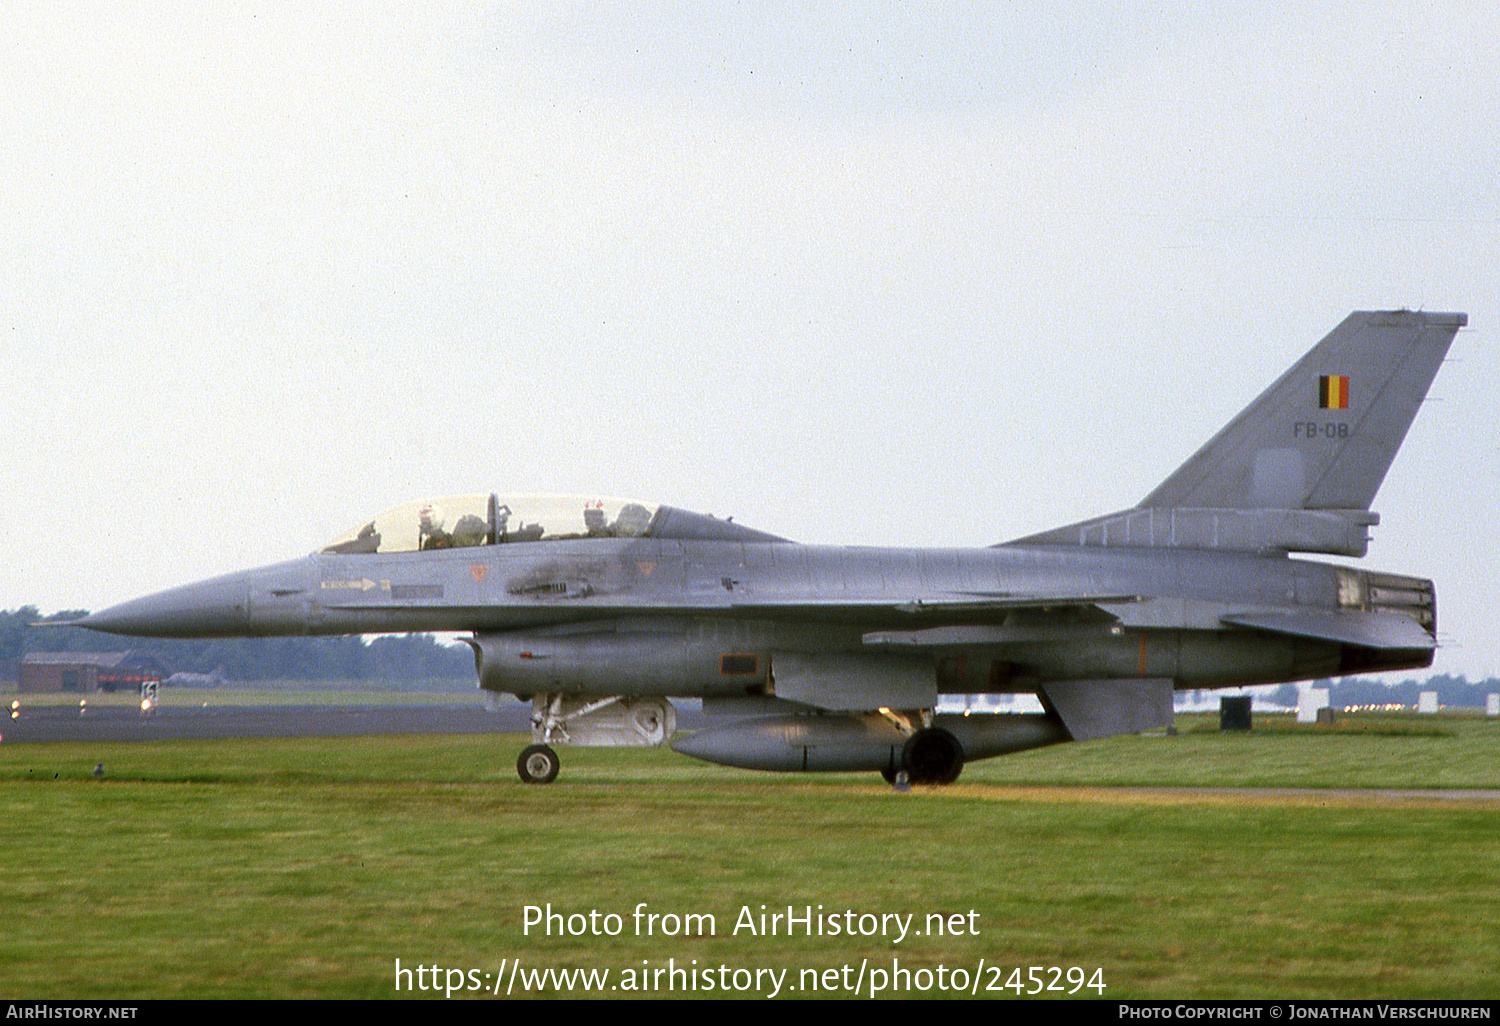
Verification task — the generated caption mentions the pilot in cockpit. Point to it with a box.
[612,502,652,538]
[450,513,488,547]
[584,506,608,537]
[419,504,452,549]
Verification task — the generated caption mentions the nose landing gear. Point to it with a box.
[516,743,560,784]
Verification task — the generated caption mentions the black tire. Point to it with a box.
[902,728,963,785]
[516,743,560,784]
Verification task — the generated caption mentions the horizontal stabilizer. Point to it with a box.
[1222,610,1435,650]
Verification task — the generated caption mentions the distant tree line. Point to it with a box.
[1,607,473,686]
[1271,673,1500,710]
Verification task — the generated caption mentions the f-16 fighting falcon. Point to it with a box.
[74,310,1465,785]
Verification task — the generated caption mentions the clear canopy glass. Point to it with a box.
[320,493,660,555]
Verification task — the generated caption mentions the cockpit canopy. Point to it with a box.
[321,494,660,555]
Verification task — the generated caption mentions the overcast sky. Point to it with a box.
[3,3,1496,677]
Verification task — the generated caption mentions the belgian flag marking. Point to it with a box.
[1318,374,1349,409]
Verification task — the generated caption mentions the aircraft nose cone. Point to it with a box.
[79,558,319,638]
[79,578,251,638]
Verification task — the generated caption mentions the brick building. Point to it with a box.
[19,652,170,694]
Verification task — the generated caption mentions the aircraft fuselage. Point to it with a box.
[78,537,1433,699]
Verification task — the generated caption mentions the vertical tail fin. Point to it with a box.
[1141,310,1464,511]
[1016,310,1465,556]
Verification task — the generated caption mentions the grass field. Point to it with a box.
[1,713,1496,1000]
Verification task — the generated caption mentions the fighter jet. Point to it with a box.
[76,310,1464,785]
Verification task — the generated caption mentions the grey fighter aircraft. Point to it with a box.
[76,310,1464,784]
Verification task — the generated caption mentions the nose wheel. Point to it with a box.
[517,743,560,784]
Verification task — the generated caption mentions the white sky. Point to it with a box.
[2,3,1496,677]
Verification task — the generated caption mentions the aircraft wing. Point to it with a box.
[1221,609,1435,650]
[726,593,1142,626]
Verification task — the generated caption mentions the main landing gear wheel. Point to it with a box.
[517,743,560,784]
[902,727,963,785]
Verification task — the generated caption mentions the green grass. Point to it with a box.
[1,715,1496,999]
[980,712,1500,791]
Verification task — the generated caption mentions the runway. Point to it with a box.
[0,699,710,744]
[0,701,528,743]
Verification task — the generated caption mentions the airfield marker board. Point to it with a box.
[1297,688,1329,724]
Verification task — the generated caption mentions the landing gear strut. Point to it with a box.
[510,693,677,784]
[516,743,560,784]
